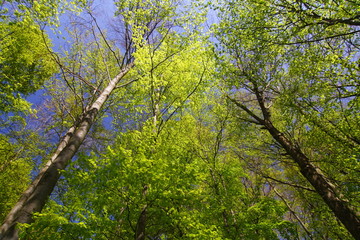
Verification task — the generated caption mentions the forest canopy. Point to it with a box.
[0,0,359,239]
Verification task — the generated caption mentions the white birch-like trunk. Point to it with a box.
[0,63,133,240]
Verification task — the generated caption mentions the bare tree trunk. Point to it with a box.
[263,117,360,239]
[0,64,133,240]
[135,185,148,240]
[229,84,360,239]
[135,206,147,240]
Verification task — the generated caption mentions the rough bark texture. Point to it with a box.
[0,64,133,240]
[263,119,360,239]
[135,207,147,240]
[229,83,360,239]
[135,185,148,240]
[251,87,360,239]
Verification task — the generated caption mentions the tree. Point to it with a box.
[214,0,359,238]
[0,0,209,239]
[17,31,218,239]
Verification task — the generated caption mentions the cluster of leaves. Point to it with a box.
[0,0,90,113]
[0,20,56,112]
[0,135,32,223]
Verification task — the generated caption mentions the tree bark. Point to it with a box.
[263,118,360,239]
[229,86,360,239]
[249,85,360,239]
[135,206,147,240]
[0,63,133,240]
[135,185,148,240]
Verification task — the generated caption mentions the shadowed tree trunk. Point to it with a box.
[135,185,148,240]
[262,117,360,239]
[229,83,360,239]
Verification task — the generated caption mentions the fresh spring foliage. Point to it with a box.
[0,20,56,112]
[0,0,359,239]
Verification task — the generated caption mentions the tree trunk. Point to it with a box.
[0,64,133,240]
[135,185,148,240]
[250,86,360,239]
[230,87,360,238]
[263,119,360,239]
[135,206,147,240]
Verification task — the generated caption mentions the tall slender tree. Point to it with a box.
[214,0,360,238]
[0,0,198,239]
